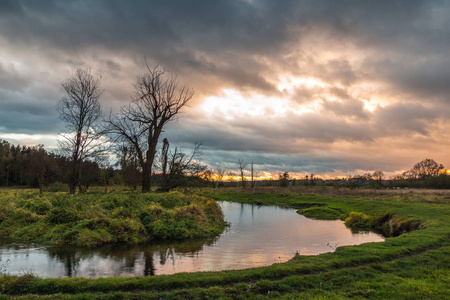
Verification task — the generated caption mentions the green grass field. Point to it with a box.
[0,187,449,299]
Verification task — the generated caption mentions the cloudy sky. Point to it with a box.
[1,0,449,178]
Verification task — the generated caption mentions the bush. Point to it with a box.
[345,212,371,229]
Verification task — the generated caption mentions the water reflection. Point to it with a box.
[0,201,384,278]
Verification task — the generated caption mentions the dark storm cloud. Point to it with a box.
[375,102,442,136]
[1,0,447,94]
[1,0,450,175]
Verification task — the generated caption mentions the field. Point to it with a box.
[0,187,449,299]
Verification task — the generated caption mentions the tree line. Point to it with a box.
[0,139,111,193]
[217,158,450,189]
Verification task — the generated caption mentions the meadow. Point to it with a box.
[0,187,449,299]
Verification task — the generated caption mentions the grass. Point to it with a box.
[0,189,227,247]
[0,187,449,299]
[297,206,345,220]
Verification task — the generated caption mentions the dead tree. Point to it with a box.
[56,68,104,195]
[250,161,255,188]
[215,166,226,188]
[158,141,205,192]
[161,138,169,176]
[237,159,247,188]
[106,64,193,193]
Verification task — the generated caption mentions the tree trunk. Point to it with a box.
[142,163,151,193]
[37,173,43,195]
[69,160,80,195]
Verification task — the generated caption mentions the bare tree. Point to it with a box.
[237,159,247,188]
[250,161,255,188]
[412,158,444,179]
[158,141,205,192]
[372,171,384,181]
[56,68,104,195]
[106,64,193,192]
[215,165,226,188]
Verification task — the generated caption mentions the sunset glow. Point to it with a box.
[201,89,291,118]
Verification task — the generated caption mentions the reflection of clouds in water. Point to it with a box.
[0,203,384,277]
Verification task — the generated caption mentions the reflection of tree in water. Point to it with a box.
[46,237,217,277]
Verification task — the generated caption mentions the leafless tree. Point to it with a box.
[56,68,104,195]
[106,64,194,192]
[158,141,205,192]
[412,158,444,179]
[237,159,247,188]
[215,165,226,188]
[250,161,255,188]
[372,171,384,181]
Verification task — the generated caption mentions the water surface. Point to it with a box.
[0,201,384,277]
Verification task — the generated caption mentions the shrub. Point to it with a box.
[345,211,371,229]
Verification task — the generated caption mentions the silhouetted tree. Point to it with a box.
[372,171,384,181]
[106,64,193,193]
[250,162,255,188]
[215,166,226,188]
[278,172,290,187]
[412,158,444,180]
[237,159,247,188]
[56,68,104,195]
[157,141,205,192]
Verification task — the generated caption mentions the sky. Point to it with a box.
[0,0,449,179]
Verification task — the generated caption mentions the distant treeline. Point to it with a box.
[0,139,208,192]
[1,139,449,190]
[261,158,449,189]
[0,139,113,192]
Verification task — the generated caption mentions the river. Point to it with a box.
[0,201,384,278]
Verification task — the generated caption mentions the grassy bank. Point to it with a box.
[0,189,227,247]
[0,187,449,299]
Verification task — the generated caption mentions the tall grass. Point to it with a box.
[0,190,227,247]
